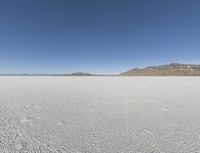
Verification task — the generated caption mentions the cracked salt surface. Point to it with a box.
[0,76,200,152]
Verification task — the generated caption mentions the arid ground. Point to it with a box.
[0,77,200,153]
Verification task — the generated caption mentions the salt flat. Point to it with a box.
[0,77,200,153]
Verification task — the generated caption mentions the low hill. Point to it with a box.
[120,63,200,76]
[67,72,94,76]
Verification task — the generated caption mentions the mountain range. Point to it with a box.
[120,63,200,76]
[1,63,200,76]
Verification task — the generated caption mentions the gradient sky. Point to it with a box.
[0,0,200,74]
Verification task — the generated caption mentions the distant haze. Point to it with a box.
[0,0,200,73]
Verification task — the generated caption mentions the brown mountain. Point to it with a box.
[120,63,200,76]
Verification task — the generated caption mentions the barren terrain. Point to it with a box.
[0,77,200,153]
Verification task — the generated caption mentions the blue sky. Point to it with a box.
[0,0,200,74]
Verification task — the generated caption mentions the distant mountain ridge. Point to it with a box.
[66,72,94,76]
[0,72,109,76]
[1,63,200,76]
[120,63,200,76]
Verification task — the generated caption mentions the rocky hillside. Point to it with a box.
[120,63,200,76]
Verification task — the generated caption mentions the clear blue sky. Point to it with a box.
[0,0,200,74]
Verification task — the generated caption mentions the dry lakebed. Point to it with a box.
[0,76,200,153]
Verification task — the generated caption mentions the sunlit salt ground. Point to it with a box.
[1,77,200,153]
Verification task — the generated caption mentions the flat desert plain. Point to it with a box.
[0,77,200,153]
